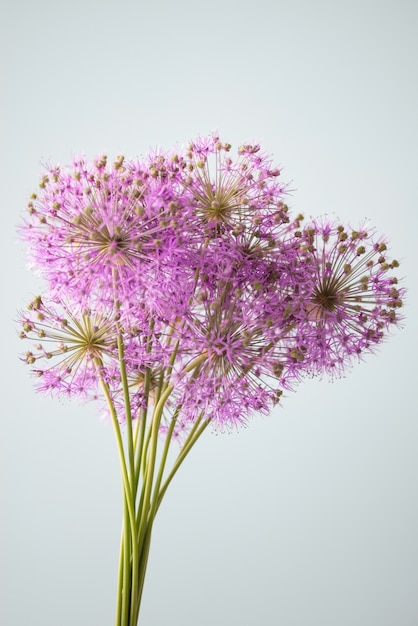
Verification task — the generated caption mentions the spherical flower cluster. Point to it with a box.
[287,219,404,376]
[18,135,405,431]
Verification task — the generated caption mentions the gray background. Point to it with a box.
[1,0,417,624]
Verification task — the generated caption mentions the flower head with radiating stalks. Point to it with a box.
[20,154,191,311]
[169,133,289,235]
[18,295,118,398]
[168,229,311,428]
[289,219,405,376]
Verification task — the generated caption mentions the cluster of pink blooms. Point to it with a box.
[18,135,404,431]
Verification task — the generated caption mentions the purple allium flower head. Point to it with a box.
[172,133,289,234]
[18,295,117,398]
[20,155,190,311]
[289,219,405,376]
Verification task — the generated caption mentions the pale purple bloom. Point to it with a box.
[288,219,405,376]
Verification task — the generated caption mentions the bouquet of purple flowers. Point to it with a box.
[18,134,404,625]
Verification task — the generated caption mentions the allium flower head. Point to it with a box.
[172,133,289,234]
[292,220,405,375]
[18,295,118,398]
[21,155,189,308]
[172,237,309,428]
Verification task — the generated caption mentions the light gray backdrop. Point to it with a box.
[1,0,417,624]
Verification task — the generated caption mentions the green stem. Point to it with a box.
[156,416,209,513]
[96,365,135,527]
[115,525,124,626]
[133,414,209,623]
[121,498,132,626]
[137,382,174,549]
[133,318,155,494]
[133,523,153,626]
[116,334,136,491]
[95,361,138,626]
[133,367,150,494]
[138,353,208,530]
[147,411,179,522]
[115,336,140,625]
